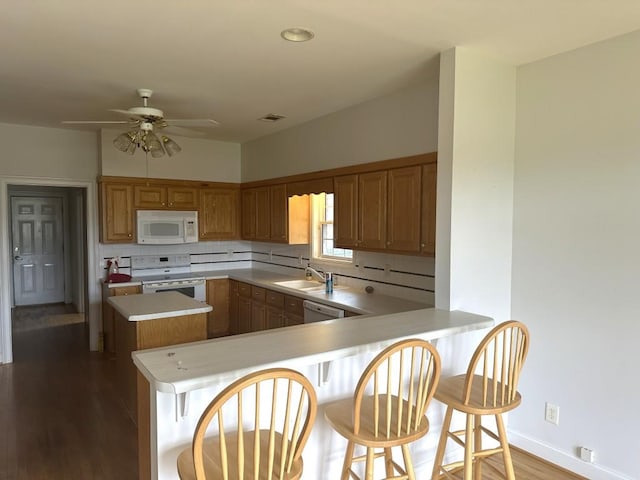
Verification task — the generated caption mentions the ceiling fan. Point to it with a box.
[62,88,219,157]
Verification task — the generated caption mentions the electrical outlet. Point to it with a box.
[580,447,595,463]
[545,402,560,425]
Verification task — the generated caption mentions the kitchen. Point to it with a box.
[1,7,639,479]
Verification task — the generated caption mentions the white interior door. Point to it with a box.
[12,196,65,306]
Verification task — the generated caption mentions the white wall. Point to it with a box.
[436,48,516,323]
[241,80,439,181]
[510,30,640,480]
[99,129,241,182]
[0,123,98,180]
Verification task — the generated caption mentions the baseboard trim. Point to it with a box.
[508,429,635,480]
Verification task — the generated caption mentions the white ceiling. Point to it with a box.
[1,1,639,143]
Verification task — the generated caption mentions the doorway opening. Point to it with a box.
[2,182,93,363]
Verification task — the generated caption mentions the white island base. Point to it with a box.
[133,308,493,480]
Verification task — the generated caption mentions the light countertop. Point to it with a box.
[132,308,493,395]
[107,291,212,322]
[200,268,431,315]
[105,268,431,315]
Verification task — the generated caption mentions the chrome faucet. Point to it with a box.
[305,264,325,282]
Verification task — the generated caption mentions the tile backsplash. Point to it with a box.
[100,241,435,304]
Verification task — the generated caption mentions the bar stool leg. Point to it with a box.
[495,414,516,480]
[474,414,482,480]
[463,413,474,480]
[384,447,394,477]
[401,444,416,480]
[341,440,355,480]
[431,405,453,480]
[365,447,375,480]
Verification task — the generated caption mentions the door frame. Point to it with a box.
[0,176,100,364]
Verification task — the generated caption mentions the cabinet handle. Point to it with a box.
[421,243,425,247]
[386,241,391,246]
[128,233,132,237]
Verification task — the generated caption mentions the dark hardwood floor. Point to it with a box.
[0,306,137,480]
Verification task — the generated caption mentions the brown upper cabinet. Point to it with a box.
[358,171,388,250]
[387,165,422,252]
[241,187,270,240]
[242,184,309,244]
[99,182,134,243]
[334,161,436,256]
[134,185,198,209]
[199,187,240,240]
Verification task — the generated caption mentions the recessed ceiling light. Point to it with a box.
[259,113,286,123]
[280,27,315,42]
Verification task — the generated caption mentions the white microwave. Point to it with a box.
[136,210,199,245]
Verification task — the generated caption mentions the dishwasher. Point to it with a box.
[303,300,345,323]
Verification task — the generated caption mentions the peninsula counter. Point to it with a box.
[133,307,492,480]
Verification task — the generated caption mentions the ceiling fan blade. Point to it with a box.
[109,108,146,120]
[160,125,208,138]
[62,120,132,125]
[164,119,219,127]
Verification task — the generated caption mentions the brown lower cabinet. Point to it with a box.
[230,280,306,333]
[102,285,141,353]
[206,279,230,337]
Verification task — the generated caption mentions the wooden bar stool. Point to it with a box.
[324,339,441,480]
[431,321,530,480]
[177,367,317,480]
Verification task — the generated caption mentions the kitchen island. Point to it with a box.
[108,292,211,424]
[132,307,493,480]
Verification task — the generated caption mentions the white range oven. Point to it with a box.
[131,254,206,302]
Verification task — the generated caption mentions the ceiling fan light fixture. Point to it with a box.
[142,131,165,157]
[161,136,182,157]
[113,131,137,154]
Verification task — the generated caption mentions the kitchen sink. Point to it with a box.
[274,279,325,290]
[274,279,347,292]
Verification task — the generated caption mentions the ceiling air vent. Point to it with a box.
[259,113,286,122]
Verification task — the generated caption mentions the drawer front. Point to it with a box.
[284,295,304,315]
[112,286,141,296]
[251,286,266,302]
[238,282,252,298]
[266,290,284,308]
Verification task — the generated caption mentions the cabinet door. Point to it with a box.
[284,295,304,327]
[241,189,257,239]
[334,175,358,248]
[200,188,240,240]
[251,301,267,332]
[237,296,252,334]
[167,187,198,209]
[421,163,437,256]
[387,166,421,252]
[269,184,288,243]
[228,280,239,334]
[100,183,134,243]
[266,306,285,329]
[134,185,167,208]
[255,187,271,240]
[206,279,230,338]
[359,171,387,249]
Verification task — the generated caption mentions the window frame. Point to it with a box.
[309,193,353,265]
